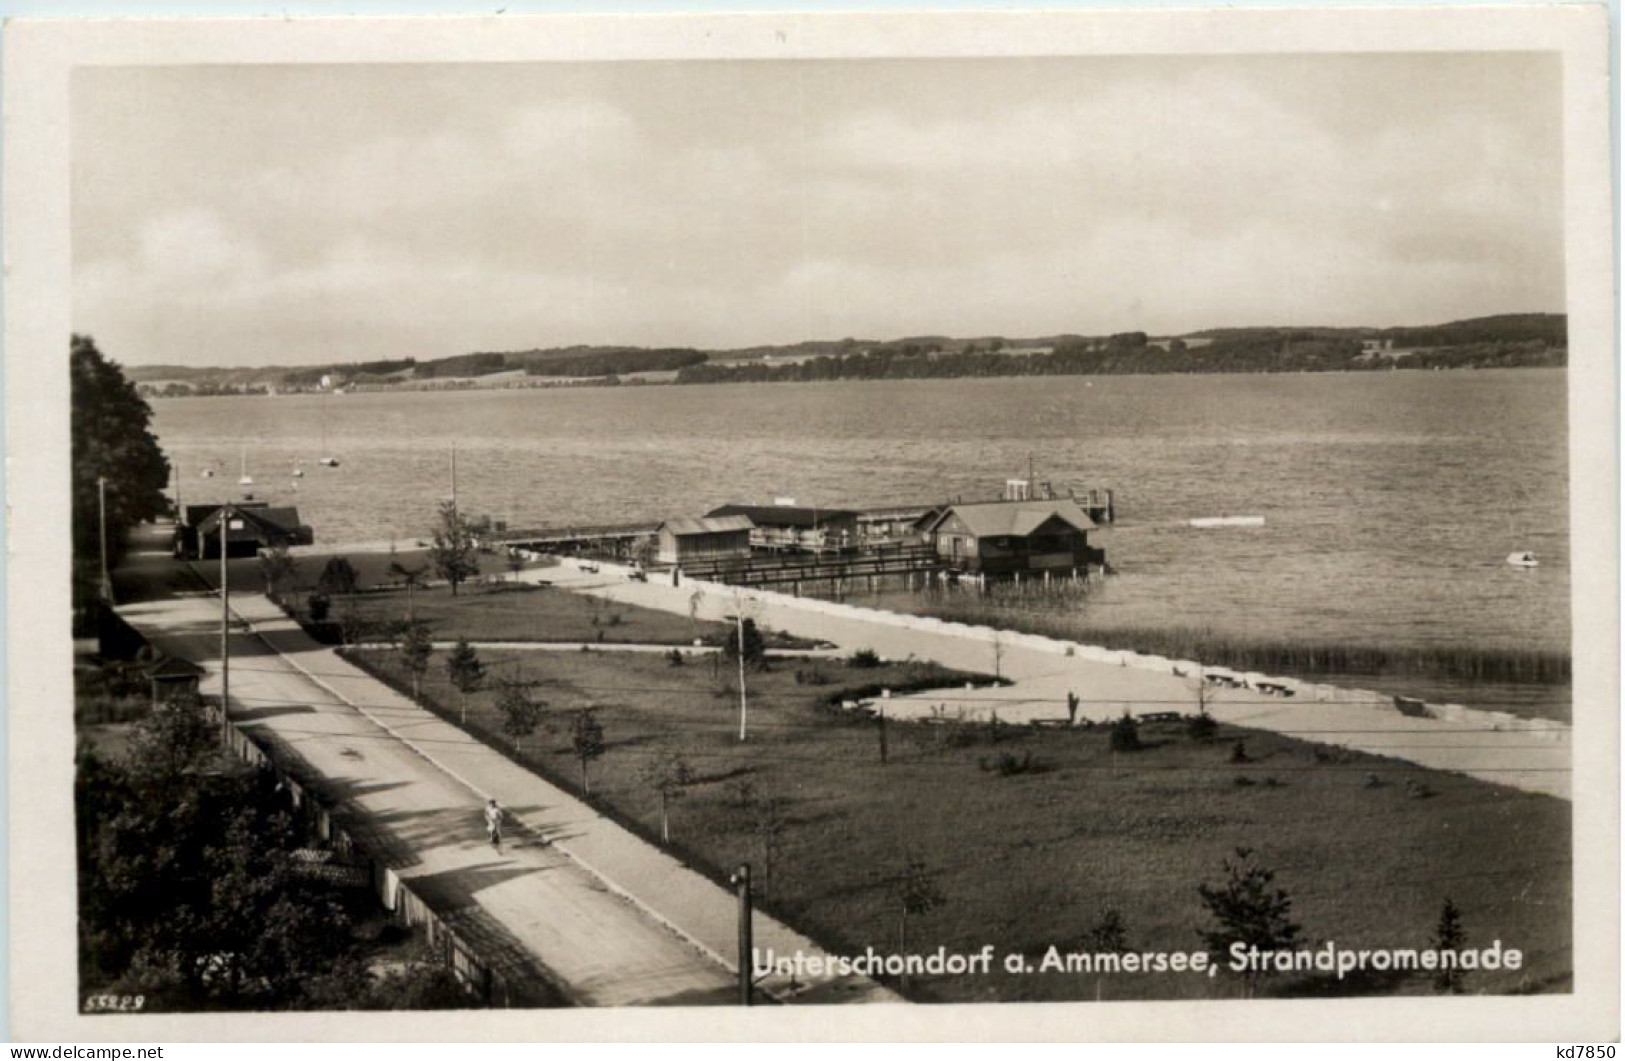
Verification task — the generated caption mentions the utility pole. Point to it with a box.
[877,702,889,764]
[450,443,458,516]
[736,610,749,741]
[219,506,231,740]
[730,863,754,1006]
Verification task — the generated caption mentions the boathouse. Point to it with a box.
[704,504,860,551]
[920,499,1102,577]
[178,502,314,559]
[854,504,940,542]
[655,515,754,565]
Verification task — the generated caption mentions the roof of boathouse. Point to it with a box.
[658,515,756,537]
[925,499,1097,539]
[704,504,859,529]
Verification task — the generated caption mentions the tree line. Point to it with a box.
[675,331,1565,385]
[72,336,171,627]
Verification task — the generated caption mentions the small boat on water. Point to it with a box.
[200,469,215,479]
[1507,551,1539,568]
[318,393,341,467]
[1190,515,1266,528]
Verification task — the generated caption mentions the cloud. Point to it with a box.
[72,56,1565,365]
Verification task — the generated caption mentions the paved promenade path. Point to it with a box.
[527,560,1571,800]
[117,535,896,1007]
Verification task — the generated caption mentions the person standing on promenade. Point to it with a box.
[484,797,504,850]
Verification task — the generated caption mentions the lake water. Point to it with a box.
[152,370,1570,658]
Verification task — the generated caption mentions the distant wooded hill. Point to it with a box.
[126,313,1566,396]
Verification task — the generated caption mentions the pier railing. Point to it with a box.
[678,542,942,587]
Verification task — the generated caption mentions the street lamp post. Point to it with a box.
[219,506,231,739]
[97,476,111,602]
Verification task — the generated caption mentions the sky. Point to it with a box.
[71,53,1566,367]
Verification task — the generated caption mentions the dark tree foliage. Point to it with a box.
[317,557,361,597]
[446,638,486,724]
[412,352,509,379]
[571,708,606,793]
[889,856,947,972]
[520,347,707,377]
[428,501,480,596]
[674,315,1566,386]
[446,638,486,696]
[1432,898,1468,994]
[1196,847,1303,984]
[1109,713,1143,753]
[71,335,171,602]
[721,618,767,670]
[495,678,543,751]
[399,622,435,698]
[1083,908,1131,954]
[1383,313,1566,348]
[260,545,297,597]
[76,698,369,1010]
[281,358,416,388]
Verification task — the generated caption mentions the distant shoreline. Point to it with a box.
[140,359,1568,399]
[128,312,1568,397]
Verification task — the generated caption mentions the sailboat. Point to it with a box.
[238,448,254,487]
[318,390,341,467]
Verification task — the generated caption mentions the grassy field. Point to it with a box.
[278,577,745,646]
[287,548,555,593]
[356,645,1571,1003]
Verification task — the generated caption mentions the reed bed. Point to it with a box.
[910,596,1570,686]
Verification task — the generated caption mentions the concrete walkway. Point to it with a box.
[118,539,896,1006]
[525,559,1571,800]
[354,640,842,659]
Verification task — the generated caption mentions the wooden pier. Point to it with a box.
[674,542,943,589]
[496,522,657,557]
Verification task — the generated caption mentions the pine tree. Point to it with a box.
[889,857,947,990]
[428,501,480,596]
[1432,898,1468,994]
[399,621,435,699]
[494,678,543,753]
[571,709,606,793]
[1197,846,1302,994]
[445,638,486,726]
[641,754,694,843]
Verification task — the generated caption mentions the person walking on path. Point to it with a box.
[484,797,504,850]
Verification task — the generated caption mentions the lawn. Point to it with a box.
[335,581,735,645]
[288,548,554,593]
[354,645,1571,1003]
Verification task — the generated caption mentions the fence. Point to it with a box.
[210,699,542,1008]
